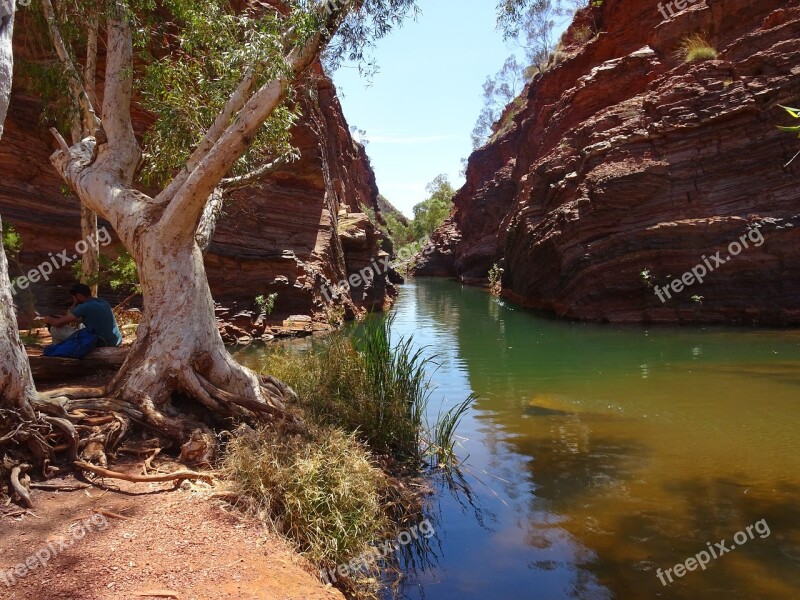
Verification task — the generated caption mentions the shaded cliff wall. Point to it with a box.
[418,0,800,325]
[1,23,392,325]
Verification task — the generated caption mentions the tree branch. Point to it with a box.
[154,67,259,206]
[101,0,139,182]
[84,3,100,109]
[195,188,224,254]
[159,34,323,241]
[154,24,305,206]
[219,155,292,192]
[40,0,101,135]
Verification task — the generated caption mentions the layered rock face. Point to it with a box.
[418,0,800,324]
[1,42,392,328]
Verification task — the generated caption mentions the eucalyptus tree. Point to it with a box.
[14,0,419,458]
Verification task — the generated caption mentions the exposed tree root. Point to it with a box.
[44,416,79,461]
[2,354,299,508]
[30,481,90,491]
[74,460,215,484]
[10,464,33,508]
[195,373,304,430]
[92,508,132,520]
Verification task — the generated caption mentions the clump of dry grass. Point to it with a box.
[221,424,395,598]
[678,33,718,62]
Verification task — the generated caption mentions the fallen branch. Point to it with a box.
[74,460,215,484]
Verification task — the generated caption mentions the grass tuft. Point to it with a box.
[221,424,393,598]
[265,315,440,463]
[679,34,718,62]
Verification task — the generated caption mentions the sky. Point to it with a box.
[331,0,521,218]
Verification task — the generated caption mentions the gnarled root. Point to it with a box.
[10,464,33,508]
[74,460,214,484]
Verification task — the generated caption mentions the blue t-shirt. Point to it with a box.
[71,298,123,347]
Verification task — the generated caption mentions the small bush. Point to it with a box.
[679,34,718,62]
[221,424,393,597]
[1,222,22,260]
[488,263,504,296]
[255,292,278,315]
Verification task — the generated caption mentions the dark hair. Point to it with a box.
[69,283,92,296]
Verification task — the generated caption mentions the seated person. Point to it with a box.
[42,283,123,348]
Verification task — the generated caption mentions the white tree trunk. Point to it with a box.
[108,231,281,441]
[0,0,12,139]
[0,213,38,417]
[0,2,37,414]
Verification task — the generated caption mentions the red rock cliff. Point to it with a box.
[417,0,800,325]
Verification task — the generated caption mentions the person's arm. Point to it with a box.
[44,312,80,327]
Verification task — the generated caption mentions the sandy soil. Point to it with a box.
[0,466,344,600]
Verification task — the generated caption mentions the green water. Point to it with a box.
[240,277,800,599]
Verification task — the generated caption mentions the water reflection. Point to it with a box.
[389,278,800,599]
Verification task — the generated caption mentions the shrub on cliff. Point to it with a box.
[679,34,718,62]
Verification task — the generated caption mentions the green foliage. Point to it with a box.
[640,269,654,288]
[72,248,140,294]
[478,1,590,149]
[679,34,718,62]
[24,0,420,190]
[778,105,800,166]
[496,0,590,40]
[255,292,278,315]
[384,212,414,247]
[410,175,454,241]
[266,315,430,460]
[472,55,526,149]
[136,1,303,186]
[380,176,454,255]
[429,394,474,469]
[262,315,469,468]
[691,295,704,304]
[1,222,22,261]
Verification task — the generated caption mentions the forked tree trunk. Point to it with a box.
[45,1,319,452]
[107,231,280,441]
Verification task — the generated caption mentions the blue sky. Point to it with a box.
[331,0,519,218]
